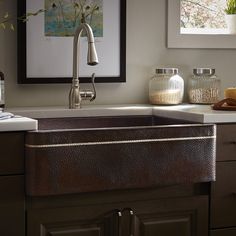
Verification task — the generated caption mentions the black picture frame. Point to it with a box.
[17,0,126,84]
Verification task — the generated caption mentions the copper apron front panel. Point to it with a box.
[25,124,216,196]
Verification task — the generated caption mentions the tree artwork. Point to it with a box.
[45,0,103,37]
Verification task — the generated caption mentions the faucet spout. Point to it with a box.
[69,23,99,109]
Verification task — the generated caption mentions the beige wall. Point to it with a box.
[1,0,236,108]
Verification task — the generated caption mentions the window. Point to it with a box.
[181,0,227,34]
[167,0,236,48]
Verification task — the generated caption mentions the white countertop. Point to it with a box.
[0,116,37,132]
[6,104,236,124]
[152,104,236,123]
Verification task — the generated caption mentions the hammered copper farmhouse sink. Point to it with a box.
[25,116,216,196]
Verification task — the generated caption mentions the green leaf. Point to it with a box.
[0,23,6,29]
[10,23,14,31]
[226,0,236,14]
[4,12,9,19]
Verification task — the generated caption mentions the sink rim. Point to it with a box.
[32,123,214,133]
[32,115,201,132]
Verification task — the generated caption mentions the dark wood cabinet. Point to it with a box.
[211,228,236,236]
[27,187,208,236]
[129,196,208,236]
[0,132,25,236]
[0,132,24,175]
[0,129,211,236]
[0,176,25,236]
[210,124,236,232]
[216,124,236,162]
[211,162,236,228]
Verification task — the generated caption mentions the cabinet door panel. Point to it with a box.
[132,196,208,236]
[139,215,191,236]
[42,224,101,236]
[0,176,25,236]
[211,162,236,228]
[28,206,121,236]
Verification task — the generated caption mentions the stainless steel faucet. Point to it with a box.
[69,22,99,109]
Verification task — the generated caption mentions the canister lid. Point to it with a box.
[156,68,178,75]
[193,68,215,76]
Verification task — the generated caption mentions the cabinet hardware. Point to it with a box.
[117,210,122,217]
[104,209,122,236]
[129,209,135,236]
[117,210,122,236]
[121,208,135,236]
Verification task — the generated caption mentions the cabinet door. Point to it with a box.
[0,176,25,236]
[27,204,122,236]
[211,162,236,228]
[27,194,208,236]
[130,196,208,236]
[0,132,24,175]
[216,124,236,161]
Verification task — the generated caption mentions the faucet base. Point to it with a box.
[69,80,81,109]
[69,104,81,109]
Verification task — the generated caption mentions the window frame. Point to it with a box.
[167,0,236,49]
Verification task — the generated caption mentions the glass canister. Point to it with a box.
[149,68,184,105]
[188,68,220,104]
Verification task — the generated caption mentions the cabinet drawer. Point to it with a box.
[217,124,236,161]
[211,162,236,228]
[0,132,24,175]
[211,228,236,236]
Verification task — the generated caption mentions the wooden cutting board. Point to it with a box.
[212,98,236,111]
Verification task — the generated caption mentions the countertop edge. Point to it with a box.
[4,104,236,126]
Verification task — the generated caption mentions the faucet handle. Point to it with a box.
[90,73,96,101]
[80,73,96,102]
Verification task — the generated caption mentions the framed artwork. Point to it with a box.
[167,0,236,49]
[17,0,126,84]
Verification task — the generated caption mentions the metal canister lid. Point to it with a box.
[156,68,178,75]
[193,68,215,76]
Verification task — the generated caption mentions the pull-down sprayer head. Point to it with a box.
[87,42,99,66]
